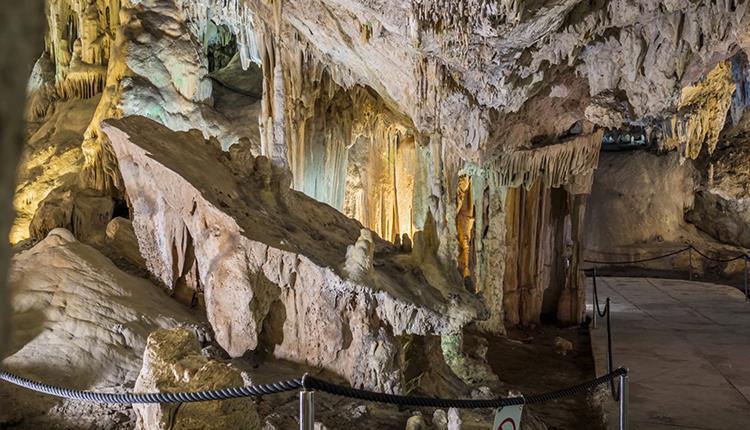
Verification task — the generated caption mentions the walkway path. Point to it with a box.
[588,277,750,430]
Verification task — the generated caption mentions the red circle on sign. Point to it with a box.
[496,417,516,430]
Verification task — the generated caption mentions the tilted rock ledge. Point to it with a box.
[103,115,486,392]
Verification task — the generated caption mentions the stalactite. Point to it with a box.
[176,0,261,68]
[56,67,107,100]
[45,0,118,86]
[662,60,736,160]
[487,131,603,190]
[411,0,523,49]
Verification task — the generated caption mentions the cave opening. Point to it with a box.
[205,22,238,73]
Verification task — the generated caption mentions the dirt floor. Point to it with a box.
[2,325,605,429]
[254,325,608,429]
[482,324,607,430]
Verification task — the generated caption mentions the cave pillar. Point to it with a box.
[424,134,458,272]
[557,173,594,325]
[474,182,507,335]
[502,186,521,326]
[518,180,551,326]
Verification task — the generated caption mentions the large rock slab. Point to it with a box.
[0,228,204,429]
[134,328,259,430]
[103,116,484,392]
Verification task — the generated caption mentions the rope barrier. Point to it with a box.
[303,369,627,408]
[584,244,750,301]
[584,247,691,265]
[584,245,748,266]
[688,246,747,263]
[0,370,302,404]
[0,367,627,407]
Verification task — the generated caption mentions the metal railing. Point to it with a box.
[587,267,629,429]
[585,244,750,301]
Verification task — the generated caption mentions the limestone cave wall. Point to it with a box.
[20,0,750,338]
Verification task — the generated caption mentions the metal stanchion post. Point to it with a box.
[744,256,748,302]
[619,373,629,430]
[592,267,598,329]
[299,390,315,430]
[688,246,693,280]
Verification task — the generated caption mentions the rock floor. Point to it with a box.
[589,276,750,430]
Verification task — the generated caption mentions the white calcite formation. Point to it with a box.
[103,115,484,393]
[0,228,203,428]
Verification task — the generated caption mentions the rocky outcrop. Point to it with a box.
[106,217,147,270]
[29,186,115,244]
[12,96,100,244]
[75,0,263,194]
[103,115,484,393]
[1,228,203,429]
[134,328,259,430]
[688,116,750,249]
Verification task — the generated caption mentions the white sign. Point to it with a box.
[492,405,523,430]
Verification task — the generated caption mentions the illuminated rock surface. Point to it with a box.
[103,115,484,393]
[134,328,259,430]
[0,229,203,429]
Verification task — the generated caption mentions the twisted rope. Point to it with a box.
[0,370,301,404]
[302,369,626,408]
[689,246,747,263]
[1,366,627,408]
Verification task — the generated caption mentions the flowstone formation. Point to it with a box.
[0,229,203,429]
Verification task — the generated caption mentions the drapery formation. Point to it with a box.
[470,131,603,331]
